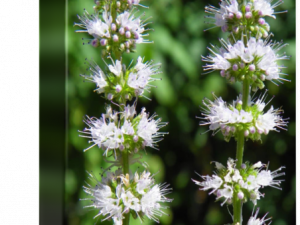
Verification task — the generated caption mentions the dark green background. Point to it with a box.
[40,0,295,224]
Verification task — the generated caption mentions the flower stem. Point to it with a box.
[233,78,250,224]
[122,149,130,225]
[123,213,130,225]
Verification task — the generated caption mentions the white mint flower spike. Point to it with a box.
[83,170,172,224]
[199,93,288,142]
[204,0,285,37]
[193,158,285,206]
[79,105,168,156]
[202,36,290,90]
[202,35,290,90]
[247,207,272,225]
[81,56,162,102]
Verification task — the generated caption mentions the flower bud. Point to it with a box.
[241,164,246,169]
[244,130,249,137]
[133,135,138,142]
[249,126,255,134]
[228,12,234,19]
[249,64,256,71]
[232,64,238,71]
[100,39,107,46]
[119,27,125,35]
[107,93,113,100]
[111,23,117,31]
[115,84,122,93]
[238,191,244,200]
[245,4,251,12]
[113,34,119,42]
[258,18,265,25]
[91,39,99,47]
[236,12,242,19]
[125,31,131,38]
[116,1,121,7]
[245,12,252,19]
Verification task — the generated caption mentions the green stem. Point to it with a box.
[122,149,130,225]
[233,79,250,224]
[123,214,130,225]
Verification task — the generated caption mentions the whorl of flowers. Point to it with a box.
[199,92,288,142]
[192,158,285,206]
[75,2,149,55]
[205,0,285,38]
[81,56,161,102]
[247,207,272,225]
[80,104,168,156]
[202,36,289,91]
[82,170,172,224]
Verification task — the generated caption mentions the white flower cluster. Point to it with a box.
[192,158,285,206]
[83,170,172,225]
[81,56,161,102]
[75,4,148,54]
[80,104,167,156]
[247,207,271,225]
[205,0,283,37]
[200,93,288,141]
[202,36,289,91]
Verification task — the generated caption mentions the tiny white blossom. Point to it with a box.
[108,59,122,76]
[253,0,281,19]
[192,174,223,195]
[76,9,111,38]
[128,57,161,96]
[256,166,285,189]
[121,190,141,212]
[83,173,124,223]
[243,175,260,191]
[247,207,272,225]
[217,184,233,206]
[140,183,172,223]
[137,108,168,150]
[232,169,242,182]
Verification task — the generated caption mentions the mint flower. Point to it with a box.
[192,158,285,206]
[80,105,168,156]
[75,6,148,54]
[202,36,289,91]
[205,0,284,38]
[199,93,288,142]
[247,207,272,225]
[83,170,172,224]
[81,56,161,102]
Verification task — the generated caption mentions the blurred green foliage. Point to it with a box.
[66,0,295,224]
